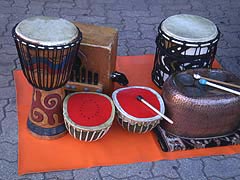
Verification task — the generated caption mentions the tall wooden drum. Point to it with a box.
[12,16,82,139]
[152,14,220,87]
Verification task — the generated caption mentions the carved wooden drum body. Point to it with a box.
[12,16,82,90]
[152,14,220,87]
[63,92,115,142]
[112,86,165,133]
[162,68,240,138]
[12,16,82,139]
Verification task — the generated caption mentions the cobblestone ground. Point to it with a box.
[0,0,240,179]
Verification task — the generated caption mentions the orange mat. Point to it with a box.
[15,54,240,175]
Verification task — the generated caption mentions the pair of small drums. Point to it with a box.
[63,86,165,142]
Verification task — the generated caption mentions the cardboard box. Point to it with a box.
[73,22,118,95]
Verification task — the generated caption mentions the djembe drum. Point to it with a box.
[12,16,82,139]
[152,14,220,87]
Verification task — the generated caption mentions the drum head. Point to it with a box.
[112,86,165,122]
[15,16,79,46]
[161,14,218,42]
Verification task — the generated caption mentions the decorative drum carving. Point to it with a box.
[12,16,82,139]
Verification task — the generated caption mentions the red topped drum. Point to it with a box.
[112,86,165,133]
[12,16,82,139]
[63,92,115,142]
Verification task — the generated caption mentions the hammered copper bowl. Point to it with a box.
[161,68,240,138]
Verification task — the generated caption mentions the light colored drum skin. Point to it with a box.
[161,14,218,56]
[152,14,220,88]
[15,16,79,46]
[161,14,218,43]
[63,92,115,142]
[12,16,82,139]
[112,86,165,133]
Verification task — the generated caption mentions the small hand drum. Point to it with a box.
[152,14,220,87]
[12,16,82,139]
[63,92,115,142]
[162,68,240,138]
[112,86,165,133]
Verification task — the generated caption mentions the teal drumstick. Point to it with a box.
[199,78,240,96]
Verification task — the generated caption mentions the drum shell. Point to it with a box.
[64,119,111,141]
[116,110,160,133]
[13,37,80,90]
[162,69,240,138]
[27,87,67,139]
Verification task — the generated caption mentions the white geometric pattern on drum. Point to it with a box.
[85,131,89,142]
[73,126,76,139]
[90,131,97,142]
[79,129,83,140]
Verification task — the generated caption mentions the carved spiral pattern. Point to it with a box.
[32,108,44,122]
[43,95,60,110]
[31,107,48,125]
[29,88,64,127]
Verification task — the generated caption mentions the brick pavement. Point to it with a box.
[0,0,240,179]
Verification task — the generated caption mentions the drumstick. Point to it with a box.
[193,74,240,89]
[199,79,240,96]
[136,95,174,124]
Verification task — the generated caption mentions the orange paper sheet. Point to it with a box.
[15,54,240,175]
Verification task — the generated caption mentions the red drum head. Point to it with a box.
[66,93,114,127]
[117,88,160,118]
[112,86,165,122]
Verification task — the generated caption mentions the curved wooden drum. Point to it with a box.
[12,16,82,139]
[162,68,240,138]
[63,92,115,142]
[112,86,165,133]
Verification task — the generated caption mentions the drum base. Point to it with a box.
[27,87,66,139]
[27,119,67,139]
